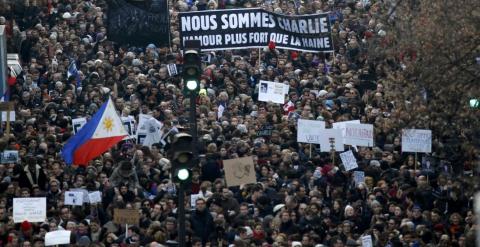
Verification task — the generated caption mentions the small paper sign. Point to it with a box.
[45,230,72,246]
[64,191,84,206]
[361,235,373,247]
[71,117,87,134]
[114,208,140,225]
[88,191,102,204]
[353,171,365,185]
[340,150,358,171]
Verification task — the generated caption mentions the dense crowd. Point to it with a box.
[0,0,478,246]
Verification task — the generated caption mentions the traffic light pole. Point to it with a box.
[178,183,186,247]
[190,94,198,156]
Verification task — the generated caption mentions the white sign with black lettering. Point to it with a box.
[71,117,87,134]
[402,129,432,153]
[13,197,47,223]
[340,150,358,171]
[297,119,325,144]
[319,128,344,152]
[64,191,84,206]
[258,80,288,104]
[344,123,374,147]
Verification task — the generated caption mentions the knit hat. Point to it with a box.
[21,220,32,232]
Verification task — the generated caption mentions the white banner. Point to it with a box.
[344,123,374,147]
[258,80,288,104]
[319,128,344,152]
[297,119,325,144]
[401,129,432,153]
[13,197,46,223]
[1,111,15,122]
[71,117,87,134]
[340,150,358,171]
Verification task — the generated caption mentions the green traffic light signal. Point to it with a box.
[470,98,479,108]
[183,50,201,96]
[176,168,190,181]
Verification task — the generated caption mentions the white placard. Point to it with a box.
[1,111,15,122]
[71,117,87,134]
[353,171,365,185]
[401,129,432,153]
[297,119,325,144]
[1,150,20,164]
[340,150,358,171]
[191,194,201,207]
[64,191,84,206]
[88,191,102,204]
[361,234,373,247]
[13,197,46,223]
[121,115,136,138]
[319,128,344,152]
[333,120,360,136]
[45,230,71,246]
[258,80,288,104]
[344,123,374,147]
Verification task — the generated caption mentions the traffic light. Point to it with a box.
[469,98,479,108]
[182,49,201,96]
[169,133,194,183]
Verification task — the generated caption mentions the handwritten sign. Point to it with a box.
[340,150,358,171]
[319,129,344,152]
[344,123,374,147]
[223,156,257,187]
[88,191,102,204]
[114,208,140,225]
[353,171,365,185]
[401,129,432,153]
[333,120,360,139]
[45,230,71,246]
[64,191,84,206]
[13,197,46,223]
[361,235,373,247]
[297,119,325,144]
[71,117,87,134]
[191,194,201,207]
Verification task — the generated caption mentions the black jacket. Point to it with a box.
[190,209,215,244]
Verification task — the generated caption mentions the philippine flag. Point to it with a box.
[61,97,128,165]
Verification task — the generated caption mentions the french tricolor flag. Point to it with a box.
[61,97,128,165]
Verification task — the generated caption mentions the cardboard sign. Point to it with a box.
[13,197,47,223]
[297,119,326,144]
[45,230,72,246]
[1,150,20,164]
[223,156,257,187]
[64,191,84,206]
[88,191,102,204]
[401,129,432,153]
[319,129,344,152]
[71,117,87,134]
[361,235,373,247]
[114,208,140,225]
[340,150,358,171]
[258,80,288,104]
[344,123,374,147]
[353,171,365,185]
